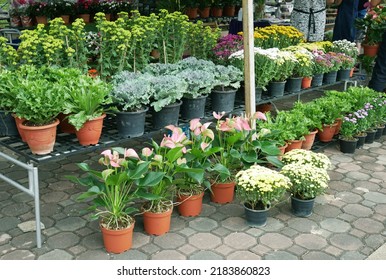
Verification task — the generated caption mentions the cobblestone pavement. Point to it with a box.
[1,90,385,260]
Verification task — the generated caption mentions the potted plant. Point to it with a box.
[175,120,215,216]
[322,52,343,84]
[280,163,330,217]
[0,70,19,137]
[184,0,199,19]
[314,97,343,142]
[355,5,386,56]
[335,53,356,81]
[63,73,113,146]
[212,34,244,66]
[139,128,192,235]
[76,0,95,23]
[198,0,211,18]
[12,66,65,155]
[236,165,291,227]
[67,148,162,253]
[310,49,329,88]
[211,63,243,113]
[211,0,224,17]
[51,0,76,24]
[208,112,252,204]
[17,2,34,27]
[281,149,332,170]
[339,114,359,153]
[111,71,153,138]
[176,58,217,119]
[223,0,239,17]
[29,1,51,25]
[285,47,314,93]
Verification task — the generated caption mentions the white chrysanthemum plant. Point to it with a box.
[280,149,331,170]
[280,163,330,200]
[235,165,292,210]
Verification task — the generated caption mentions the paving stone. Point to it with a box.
[374,204,386,215]
[288,218,319,233]
[281,227,299,238]
[302,251,336,260]
[111,249,147,260]
[372,171,386,180]
[364,192,386,204]
[189,251,223,260]
[365,234,385,249]
[41,191,69,203]
[259,233,292,250]
[38,249,73,260]
[10,232,42,249]
[48,180,75,191]
[170,216,187,231]
[287,244,308,256]
[354,154,377,163]
[328,171,345,180]
[11,192,32,203]
[0,217,20,232]
[338,162,361,171]
[189,233,221,250]
[211,227,231,237]
[331,154,353,163]
[345,171,371,181]
[68,245,87,255]
[320,218,351,233]
[176,244,197,255]
[81,232,104,250]
[200,204,217,216]
[294,234,328,250]
[360,246,375,256]
[324,245,343,257]
[336,192,362,203]
[329,181,353,192]
[228,251,261,260]
[76,250,110,260]
[361,200,376,208]
[250,244,272,256]
[47,232,81,249]
[214,244,234,256]
[189,217,219,232]
[340,251,366,260]
[353,218,384,233]
[153,233,186,249]
[343,204,373,217]
[0,233,11,245]
[223,232,257,249]
[338,213,357,222]
[362,162,386,171]
[245,228,264,237]
[0,249,35,260]
[139,243,160,255]
[354,181,380,192]
[151,250,186,260]
[265,251,297,260]
[179,227,196,237]
[56,217,87,231]
[330,233,364,250]
[208,212,227,221]
[263,218,285,232]
[17,220,46,233]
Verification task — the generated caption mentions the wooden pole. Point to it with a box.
[242,0,256,128]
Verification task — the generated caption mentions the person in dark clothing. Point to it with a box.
[332,0,359,42]
[355,0,369,51]
[368,0,386,92]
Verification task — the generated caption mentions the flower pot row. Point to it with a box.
[339,125,385,154]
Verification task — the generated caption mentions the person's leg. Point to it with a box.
[368,31,386,92]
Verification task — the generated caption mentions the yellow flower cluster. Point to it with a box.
[253,25,304,49]
[0,37,18,68]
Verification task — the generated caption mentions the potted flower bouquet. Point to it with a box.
[280,163,330,217]
[236,165,291,227]
[339,114,359,153]
[281,149,332,170]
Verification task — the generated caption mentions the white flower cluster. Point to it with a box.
[236,165,291,193]
[332,39,359,57]
[281,149,331,170]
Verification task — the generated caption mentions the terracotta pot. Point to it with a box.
[12,114,27,142]
[210,181,236,204]
[57,113,76,134]
[105,13,111,21]
[301,77,312,89]
[198,7,210,18]
[143,207,173,236]
[75,114,106,146]
[60,15,70,24]
[334,118,343,135]
[350,68,354,77]
[100,221,135,254]
[317,123,338,143]
[20,15,33,27]
[256,103,272,113]
[223,5,236,17]
[285,139,303,153]
[78,13,90,23]
[19,119,60,155]
[211,7,223,17]
[363,44,379,57]
[302,130,318,150]
[185,7,198,19]
[177,192,204,217]
[35,16,48,25]
[278,143,288,160]
[10,16,22,27]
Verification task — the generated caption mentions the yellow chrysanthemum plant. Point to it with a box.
[254,25,304,49]
[236,165,292,210]
[280,149,331,200]
[284,46,314,78]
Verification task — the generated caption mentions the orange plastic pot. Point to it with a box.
[285,139,304,153]
[363,44,379,57]
[20,119,59,155]
[223,5,236,17]
[198,7,210,18]
[12,114,27,142]
[75,114,106,146]
[277,143,288,160]
[143,207,173,236]
[301,77,312,89]
[334,118,343,135]
[185,7,198,19]
[100,221,135,254]
[177,192,204,217]
[210,181,236,204]
[302,130,318,150]
[318,123,338,143]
